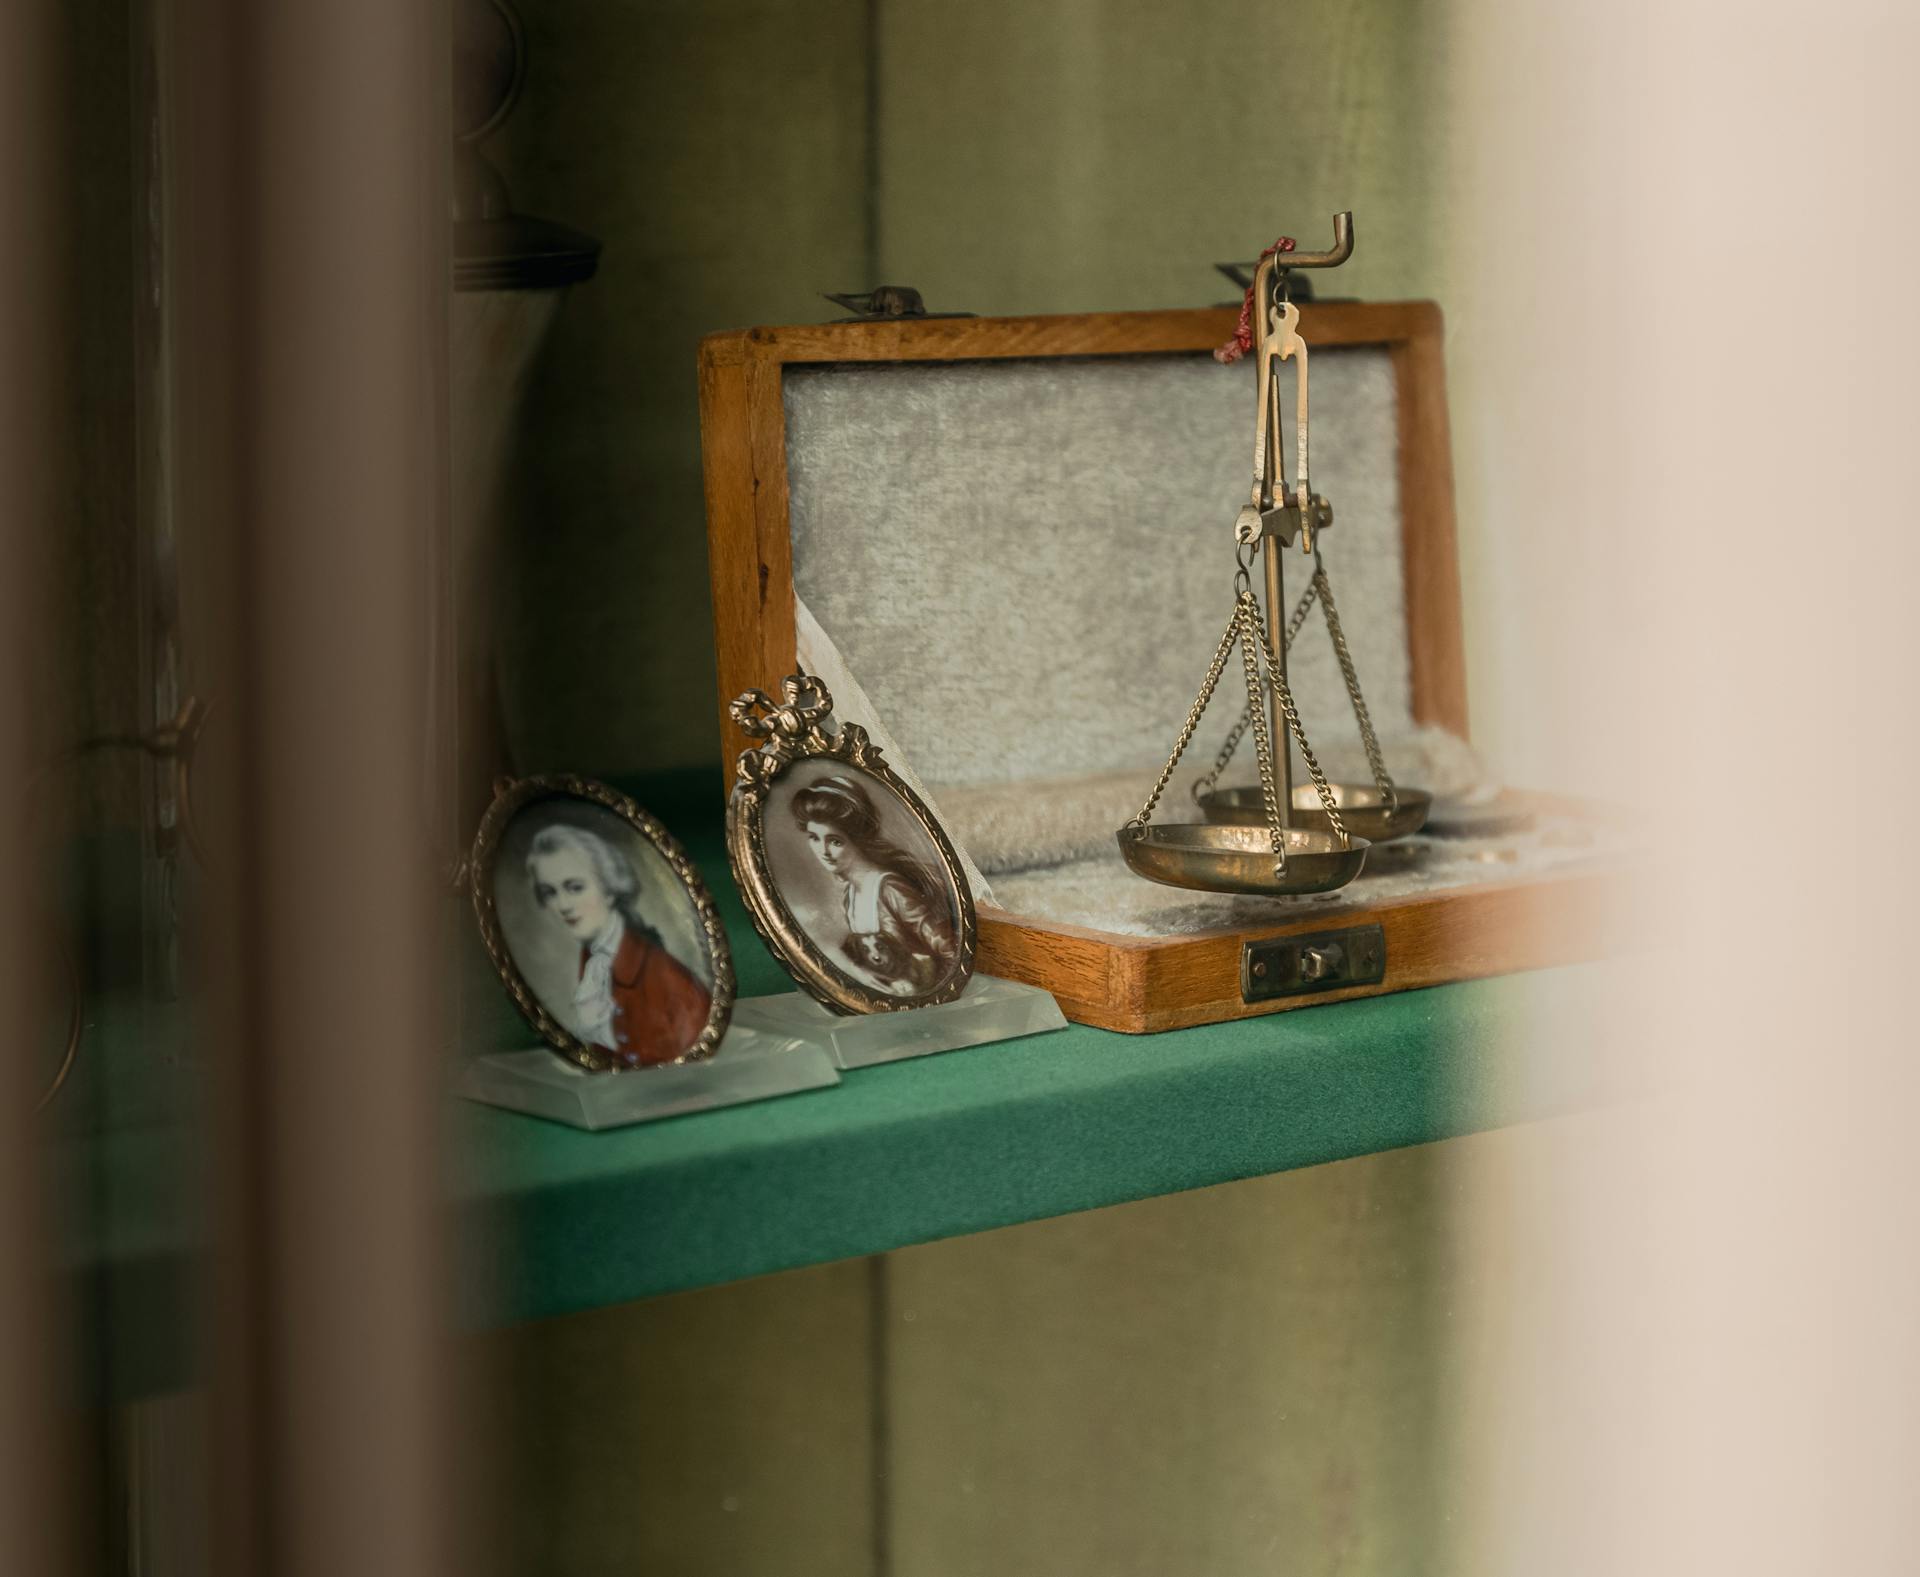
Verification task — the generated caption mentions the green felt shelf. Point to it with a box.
[453,962,1617,1329]
[58,771,1626,1401]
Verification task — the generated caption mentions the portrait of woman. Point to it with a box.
[792,774,957,996]
[759,762,963,1000]
[475,779,731,1071]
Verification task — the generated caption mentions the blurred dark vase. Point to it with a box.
[449,0,598,835]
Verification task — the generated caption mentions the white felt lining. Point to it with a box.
[794,595,997,906]
[987,816,1623,938]
[785,348,1412,788]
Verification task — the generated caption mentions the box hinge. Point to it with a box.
[1242,924,1386,1004]
[821,286,972,322]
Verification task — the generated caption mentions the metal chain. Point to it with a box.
[1190,572,1321,801]
[1242,588,1349,845]
[1310,550,1397,814]
[1191,705,1253,804]
[1233,599,1288,876]
[1284,571,1323,648]
[1127,602,1245,833]
[1195,554,1397,818]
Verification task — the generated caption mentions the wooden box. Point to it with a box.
[697,303,1626,1032]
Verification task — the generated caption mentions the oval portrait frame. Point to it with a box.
[725,677,977,1016]
[470,774,735,1072]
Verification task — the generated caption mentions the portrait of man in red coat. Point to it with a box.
[526,822,712,1067]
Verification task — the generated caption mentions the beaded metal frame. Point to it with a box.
[726,675,977,1016]
[470,775,735,1072]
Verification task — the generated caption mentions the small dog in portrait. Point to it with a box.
[842,930,914,994]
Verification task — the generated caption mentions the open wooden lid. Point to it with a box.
[697,304,1466,791]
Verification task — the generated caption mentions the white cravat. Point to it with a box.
[573,915,624,1049]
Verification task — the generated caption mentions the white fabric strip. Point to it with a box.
[794,595,999,908]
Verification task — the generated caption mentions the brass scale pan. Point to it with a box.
[1120,820,1367,897]
[1198,782,1432,844]
[1121,787,1432,897]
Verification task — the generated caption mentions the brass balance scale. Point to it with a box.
[1119,214,1431,897]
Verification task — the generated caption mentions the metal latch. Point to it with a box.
[1242,924,1386,1003]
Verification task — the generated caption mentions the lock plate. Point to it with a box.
[1241,924,1386,1003]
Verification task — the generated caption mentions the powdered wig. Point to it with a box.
[526,822,661,944]
[790,773,943,905]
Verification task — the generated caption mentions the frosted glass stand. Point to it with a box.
[456,1025,839,1131]
[729,973,1068,1071]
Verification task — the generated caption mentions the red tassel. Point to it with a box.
[1213,236,1295,364]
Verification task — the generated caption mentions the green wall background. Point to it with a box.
[481,5,1467,1575]
[474,1142,1473,1577]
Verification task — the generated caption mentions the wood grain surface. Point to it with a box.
[701,300,1435,366]
[978,857,1636,1035]
[1393,305,1471,736]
